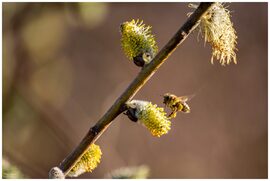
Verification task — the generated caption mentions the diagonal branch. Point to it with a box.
[50,2,214,178]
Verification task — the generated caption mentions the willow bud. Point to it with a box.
[120,19,158,67]
[189,3,237,65]
[125,100,171,137]
[68,144,102,177]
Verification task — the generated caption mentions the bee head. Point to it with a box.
[163,93,173,104]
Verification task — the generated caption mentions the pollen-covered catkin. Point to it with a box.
[189,3,237,65]
[120,19,158,66]
[126,100,171,137]
[68,144,102,177]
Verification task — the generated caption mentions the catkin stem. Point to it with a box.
[50,2,215,178]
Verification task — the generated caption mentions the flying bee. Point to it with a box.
[163,93,194,119]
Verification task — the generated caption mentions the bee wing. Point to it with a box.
[178,94,195,102]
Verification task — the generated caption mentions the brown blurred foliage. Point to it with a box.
[2,2,267,178]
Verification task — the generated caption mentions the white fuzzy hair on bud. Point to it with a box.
[49,167,65,179]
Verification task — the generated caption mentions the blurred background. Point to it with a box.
[2,2,267,178]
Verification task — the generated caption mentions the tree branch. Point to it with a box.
[50,2,214,178]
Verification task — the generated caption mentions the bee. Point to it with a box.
[163,93,194,118]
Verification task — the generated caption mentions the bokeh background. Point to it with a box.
[3,2,267,178]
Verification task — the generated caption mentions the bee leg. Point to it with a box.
[168,111,177,119]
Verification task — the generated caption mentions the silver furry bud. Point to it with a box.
[49,167,65,179]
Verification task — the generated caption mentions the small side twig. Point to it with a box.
[51,2,214,178]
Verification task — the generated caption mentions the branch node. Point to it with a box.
[181,30,188,37]
[90,126,99,136]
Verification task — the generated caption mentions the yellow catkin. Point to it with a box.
[120,19,158,62]
[127,100,171,137]
[68,144,102,177]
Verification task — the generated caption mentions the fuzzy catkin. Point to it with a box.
[127,100,171,137]
[68,144,102,177]
[120,19,158,62]
[190,3,237,65]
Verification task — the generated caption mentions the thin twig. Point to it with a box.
[52,2,214,178]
